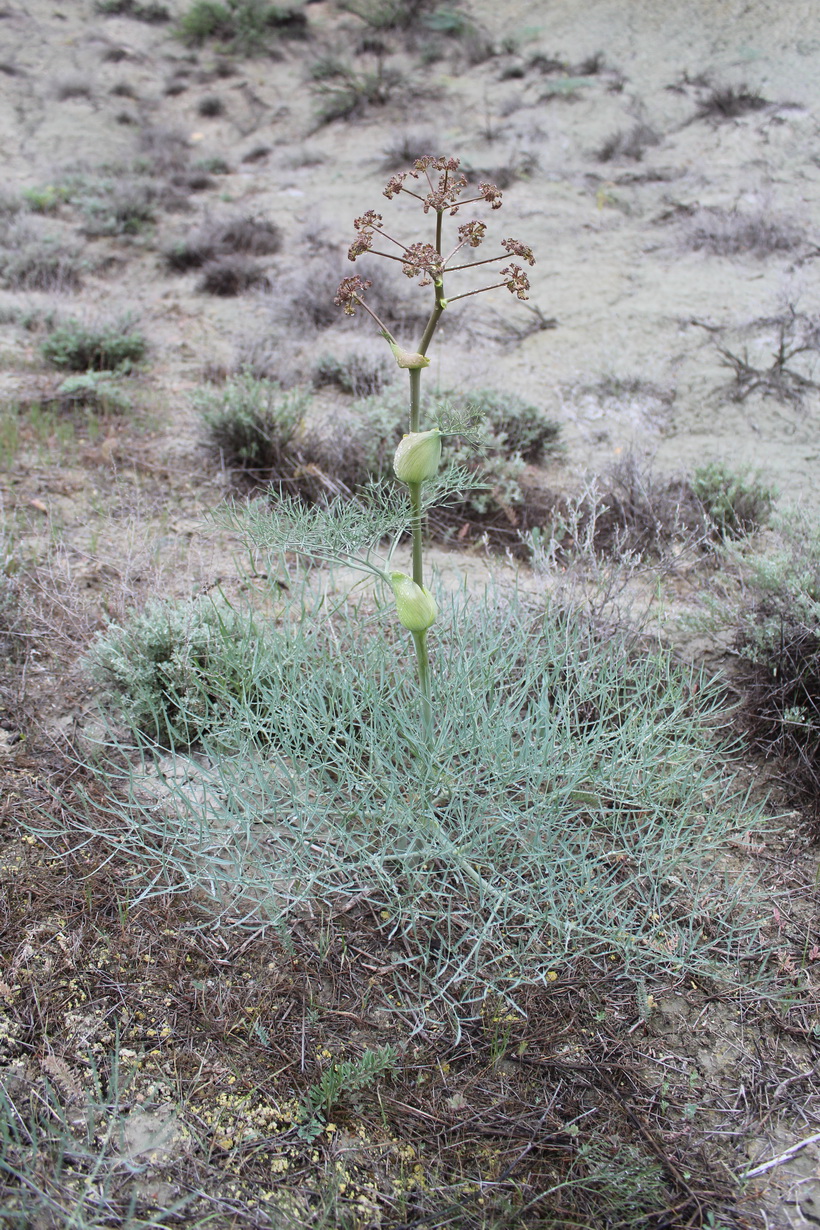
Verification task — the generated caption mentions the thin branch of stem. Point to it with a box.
[445,254,507,274]
[352,293,394,339]
[446,282,509,304]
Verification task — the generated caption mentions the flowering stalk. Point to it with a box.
[335,156,535,749]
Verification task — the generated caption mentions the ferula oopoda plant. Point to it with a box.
[334,155,535,747]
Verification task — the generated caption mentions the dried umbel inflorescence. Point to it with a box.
[337,154,535,337]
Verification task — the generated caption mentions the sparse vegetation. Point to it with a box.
[549,452,707,561]
[86,594,276,745]
[165,213,282,270]
[596,121,660,162]
[338,0,435,32]
[197,254,268,294]
[727,510,820,814]
[311,58,403,124]
[682,206,804,257]
[197,92,225,116]
[95,0,171,19]
[381,130,439,169]
[178,0,309,53]
[692,460,775,539]
[40,316,147,372]
[55,78,93,101]
[76,177,158,237]
[196,373,309,472]
[312,350,393,396]
[0,218,85,292]
[695,83,769,121]
[1,20,818,1230]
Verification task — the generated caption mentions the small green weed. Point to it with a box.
[299,1045,397,1139]
[40,317,147,372]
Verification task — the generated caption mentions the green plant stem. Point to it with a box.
[417,299,444,357]
[409,367,421,432]
[409,481,423,588]
[411,629,433,749]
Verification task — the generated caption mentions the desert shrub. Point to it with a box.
[338,0,434,30]
[136,126,192,176]
[77,178,157,236]
[40,317,147,372]
[178,0,308,52]
[0,220,84,292]
[681,207,803,258]
[596,122,660,162]
[197,93,225,116]
[312,351,393,396]
[0,193,22,218]
[311,61,403,124]
[296,393,406,497]
[729,512,820,810]
[52,372,133,415]
[264,252,345,332]
[55,79,93,101]
[696,84,768,121]
[692,461,774,539]
[196,374,310,471]
[95,0,171,18]
[197,256,268,295]
[165,213,282,270]
[715,309,820,404]
[86,596,275,745]
[195,155,231,174]
[463,389,560,464]
[0,529,24,665]
[381,130,439,169]
[22,185,70,214]
[469,151,539,189]
[547,454,707,561]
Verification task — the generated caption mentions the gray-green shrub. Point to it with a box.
[86,595,274,746]
[40,317,147,371]
[178,0,308,52]
[728,511,820,804]
[196,374,310,472]
[692,460,774,539]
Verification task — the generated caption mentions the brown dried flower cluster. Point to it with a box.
[334,274,372,315]
[501,237,535,265]
[501,264,530,299]
[336,154,535,322]
[457,220,487,248]
[401,242,443,285]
